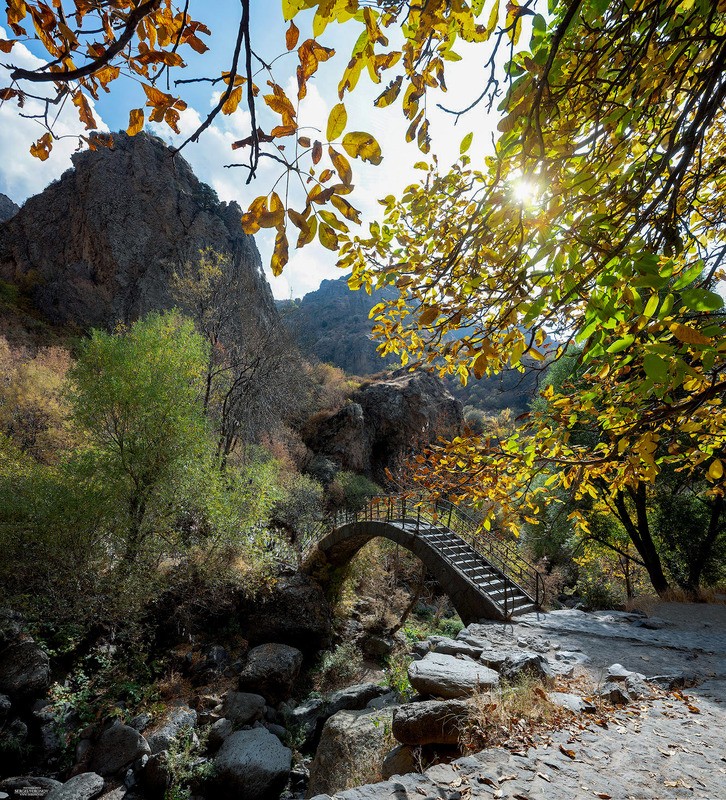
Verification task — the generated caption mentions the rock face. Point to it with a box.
[305,370,462,481]
[0,194,19,224]
[242,575,332,654]
[0,132,275,331]
[213,728,291,800]
[222,691,266,726]
[306,708,396,798]
[280,276,398,375]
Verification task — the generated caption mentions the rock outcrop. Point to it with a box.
[0,132,275,332]
[305,369,462,481]
[0,194,19,224]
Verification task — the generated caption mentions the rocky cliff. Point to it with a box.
[0,132,274,330]
[305,369,462,482]
[280,277,397,376]
[0,194,19,224]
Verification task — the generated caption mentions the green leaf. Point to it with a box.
[460,132,473,154]
[679,288,724,312]
[643,353,668,382]
[606,334,635,353]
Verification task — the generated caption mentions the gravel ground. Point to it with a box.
[313,603,726,800]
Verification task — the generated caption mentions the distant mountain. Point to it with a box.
[280,276,543,415]
[278,276,397,376]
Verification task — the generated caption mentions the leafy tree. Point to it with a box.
[68,311,212,566]
[172,249,307,464]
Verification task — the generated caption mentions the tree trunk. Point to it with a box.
[614,485,669,595]
[687,494,724,590]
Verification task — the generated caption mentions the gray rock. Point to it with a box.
[288,697,325,744]
[208,718,234,750]
[362,634,394,657]
[265,722,287,739]
[410,641,431,660]
[381,744,419,779]
[222,691,266,726]
[213,728,291,800]
[599,682,631,704]
[46,773,105,800]
[429,636,483,659]
[40,721,63,761]
[547,692,596,713]
[500,651,555,683]
[146,705,197,754]
[89,723,151,776]
[97,790,127,800]
[408,653,498,699]
[366,691,398,710]
[0,639,50,698]
[625,673,655,700]
[392,699,469,745]
[238,644,303,704]
[140,751,170,799]
[478,650,509,670]
[327,683,389,716]
[606,663,635,681]
[307,708,396,797]
[128,712,151,732]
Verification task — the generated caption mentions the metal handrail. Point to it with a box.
[313,491,545,615]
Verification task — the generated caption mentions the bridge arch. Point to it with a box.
[306,520,508,623]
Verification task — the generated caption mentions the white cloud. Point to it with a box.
[0,27,108,204]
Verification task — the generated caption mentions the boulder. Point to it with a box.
[242,575,332,654]
[221,691,266,726]
[208,718,234,750]
[288,697,325,746]
[307,708,396,797]
[408,653,498,699]
[478,651,509,671]
[46,773,105,800]
[89,723,150,776]
[238,644,303,704]
[429,637,483,660]
[0,639,50,698]
[392,700,469,746]
[145,704,197,754]
[599,682,631,705]
[381,745,419,779]
[213,728,291,800]
[326,683,389,716]
[0,694,10,718]
[139,751,170,799]
[500,652,554,683]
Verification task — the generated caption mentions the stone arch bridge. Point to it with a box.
[305,495,544,623]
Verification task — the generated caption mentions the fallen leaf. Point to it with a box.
[594,794,612,799]
[559,744,577,760]
[687,704,701,714]
[499,774,517,783]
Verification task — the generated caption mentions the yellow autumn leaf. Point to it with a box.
[342,131,383,165]
[708,459,723,480]
[670,322,712,345]
[326,103,347,141]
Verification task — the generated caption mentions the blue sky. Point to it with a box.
[0,2,500,298]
